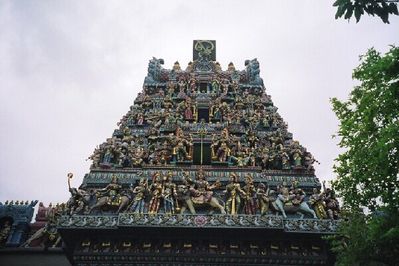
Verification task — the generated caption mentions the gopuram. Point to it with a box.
[0,41,340,266]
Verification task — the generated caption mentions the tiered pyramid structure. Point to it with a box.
[54,41,338,265]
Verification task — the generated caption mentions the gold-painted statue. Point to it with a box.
[224,173,246,215]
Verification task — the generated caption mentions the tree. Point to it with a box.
[330,46,399,265]
[333,0,399,23]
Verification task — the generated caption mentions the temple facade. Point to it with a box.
[0,41,339,265]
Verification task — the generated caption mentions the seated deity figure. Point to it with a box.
[172,127,193,162]
[211,128,232,162]
[183,168,226,214]
[131,146,145,167]
[96,175,122,206]
[224,173,246,215]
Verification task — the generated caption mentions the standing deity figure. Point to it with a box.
[148,172,163,214]
[309,188,327,219]
[103,148,114,164]
[130,178,148,214]
[242,174,257,215]
[225,173,246,215]
[184,100,195,120]
[211,78,220,95]
[66,173,91,215]
[256,183,270,215]
[323,181,340,219]
[211,128,232,162]
[162,171,177,214]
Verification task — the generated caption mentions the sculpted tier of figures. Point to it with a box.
[87,61,318,172]
[66,172,339,220]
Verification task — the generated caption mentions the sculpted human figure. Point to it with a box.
[309,187,327,219]
[162,171,177,214]
[256,183,270,215]
[184,168,226,214]
[175,174,196,214]
[323,181,340,219]
[0,221,11,247]
[184,100,194,120]
[225,173,246,215]
[66,175,91,215]
[88,175,131,213]
[22,205,62,248]
[242,174,257,215]
[148,172,163,214]
[97,175,122,206]
[173,61,181,71]
[211,128,232,162]
[131,146,145,167]
[130,178,148,214]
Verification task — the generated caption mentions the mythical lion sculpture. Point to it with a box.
[245,58,264,86]
[144,57,164,84]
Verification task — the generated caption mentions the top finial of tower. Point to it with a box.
[193,40,216,61]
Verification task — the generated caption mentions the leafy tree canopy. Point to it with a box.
[330,46,399,265]
[331,46,399,212]
[333,0,398,23]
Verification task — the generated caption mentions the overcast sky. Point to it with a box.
[0,1,398,206]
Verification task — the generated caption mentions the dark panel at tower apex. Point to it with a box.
[193,40,216,61]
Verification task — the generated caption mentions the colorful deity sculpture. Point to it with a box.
[225,173,246,215]
[148,172,163,214]
[242,174,257,215]
[162,171,177,214]
[184,168,226,214]
[309,188,328,219]
[130,178,148,214]
[256,183,270,215]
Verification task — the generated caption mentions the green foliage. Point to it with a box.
[333,0,398,23]
[330,46,399,265]
[328,209,399,265]
[331,46,399,212]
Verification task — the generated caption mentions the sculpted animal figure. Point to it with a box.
[182,169,226,214]
[271,187,317,219]
[245,58,264,86]
[88,175,131,214]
